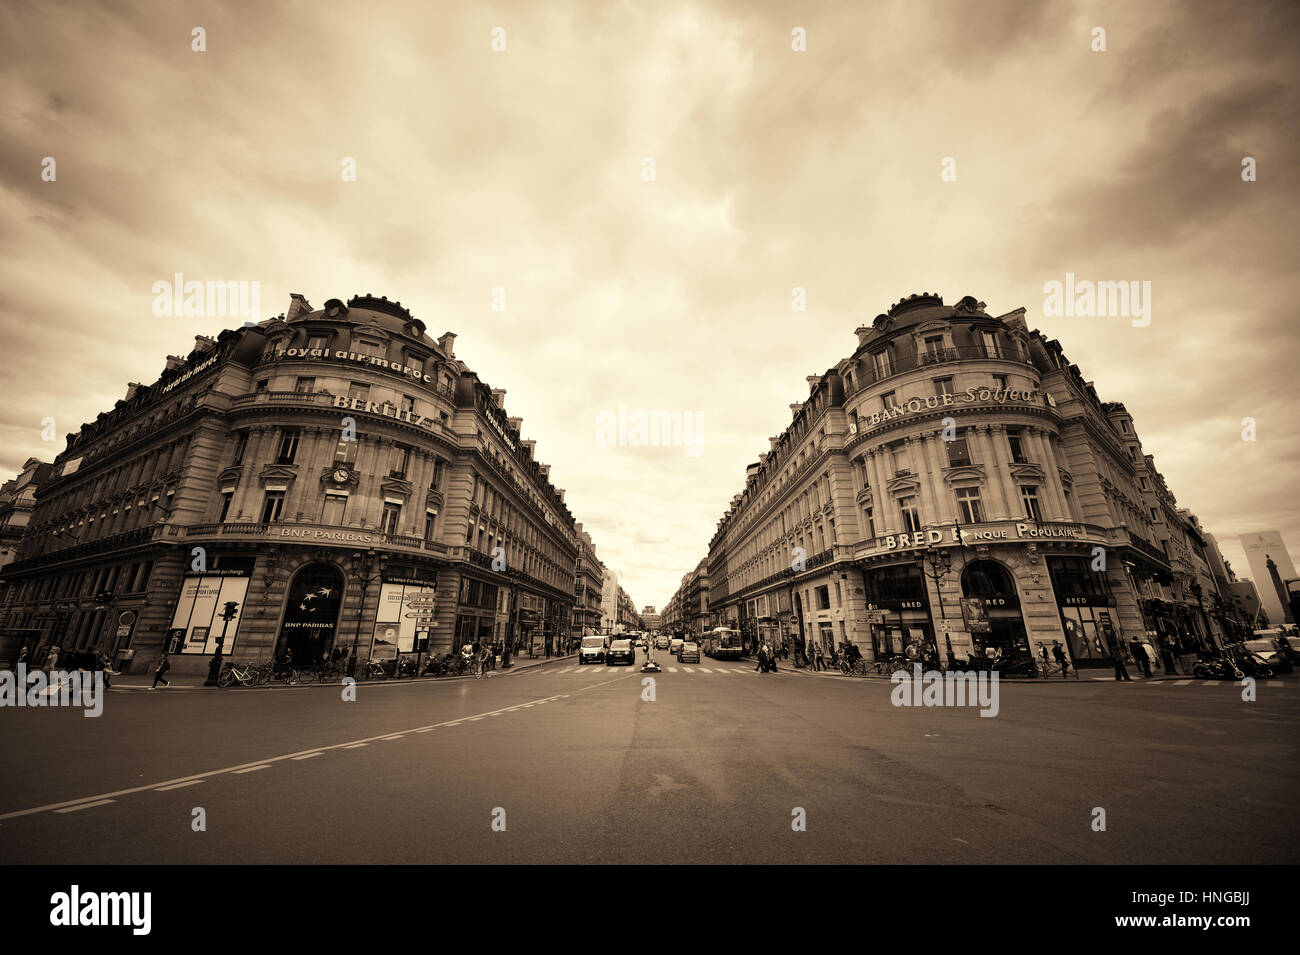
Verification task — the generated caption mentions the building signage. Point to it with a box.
[279,525,386,544]
[373,581,437,660]
[331,395,440,434]
[272,346,437,386]
[879,522,1085,551]
[864,387,1045,430]
[160,353,218,394]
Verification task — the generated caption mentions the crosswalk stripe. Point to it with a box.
[697,667,712,673]
[667,667,677,673]
[1174,679,1194,686]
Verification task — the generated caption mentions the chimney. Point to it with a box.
[539,464,551,479]
[490,389,506,408]
[521,439,536,459]
[507,417,522,432]
[556,488,565,503]
[194,334,217,352]
[286,293,312,322]
[806,375,820,393]
[769,436,779,451]
[164,355,185,371]
[125,382,143,401]
[854,326,873,347]
[437,332,456,357]
[790,403,802,419]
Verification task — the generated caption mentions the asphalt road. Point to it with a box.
[2,650,1297,864]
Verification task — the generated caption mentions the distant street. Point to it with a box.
[2,651,1296,864]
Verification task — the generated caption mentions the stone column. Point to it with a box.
[1031,428,1069,521]
[925,432,952,525]
[973,424,1011,520]
[990,425,1023,520]
[911,435,939,527]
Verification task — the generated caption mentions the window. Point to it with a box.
[256,379,270,394]
[321,493,347,525]
[307,334,328,351]
[816,585,831,611]
[232,431,248,466]
[863,506,875,537]
[276,430,300,464]
[934,377,954,396]
[1020,485,1042,522]
[899,496,921,533]
[347,382,370,403]
[955,487,984,524]
[408,356,424,377]
[380,502,402,535]
[401,394,416,415]
[294,376,315,393]
[219,491,234,522]
[424,510,438,540]
[981,330,1000,358]
[993,374,1008,391]
[355,339,383,357]
[892,445,908,475]
[881,391,896,412]
[945,437,971,467]
[923,334,945,358]
[1150,507,1159,522]
[261,491,285,523]
[872,350,892,379]
[391,445,410,478]
[1007,429,1027,464]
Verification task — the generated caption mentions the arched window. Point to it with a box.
[961,559,1016,598]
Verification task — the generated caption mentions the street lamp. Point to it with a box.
[914,536,953,665]
[348,549,387,677]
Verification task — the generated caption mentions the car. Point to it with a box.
[655,635,670,650]
[1244,638,1293,674]
[678,641,701,663]
[605,639,635,666]
[578,636,607,665]
[669,637,684,655]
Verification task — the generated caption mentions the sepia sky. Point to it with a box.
[1,0,1297,610]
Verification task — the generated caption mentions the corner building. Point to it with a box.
[0,294,578,676]
[706,293,1224,669]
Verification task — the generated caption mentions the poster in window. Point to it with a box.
[960,597,990,634]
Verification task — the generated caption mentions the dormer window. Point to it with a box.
[356,339,383,357]
[872,350,893,379]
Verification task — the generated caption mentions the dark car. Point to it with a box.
[677,641,701,664]
[1244,638,1293,674]
[605,639,635,666]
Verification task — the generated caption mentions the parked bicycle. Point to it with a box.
[217,661,260,688]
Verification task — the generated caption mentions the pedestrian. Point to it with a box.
[13,642,29,672]
[1109,643,1131,682]
[97,649,116,689]
[47,644,61,672]
[1129,639,1152,678]
[754,644,767,672]
[151,650,171,689]
[815,641,826,672]
[1051,641,1069,679]
[767,643,778,673]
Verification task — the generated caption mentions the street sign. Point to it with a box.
[864,611,886,625]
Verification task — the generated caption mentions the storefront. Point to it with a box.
[959,559,1029,659]
[861,563,934,662]
[275,562,345,665]
[168,555,256,658]
[454,575,499,650]
[1046,555,1119,668]
[370,568,439,663]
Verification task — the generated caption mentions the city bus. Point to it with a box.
[701,626,744,660]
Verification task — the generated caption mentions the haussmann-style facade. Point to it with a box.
[0,293,582,676]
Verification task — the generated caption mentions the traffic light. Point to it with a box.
[221,601,240,621]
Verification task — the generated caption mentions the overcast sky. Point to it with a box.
[2,0,1297,609]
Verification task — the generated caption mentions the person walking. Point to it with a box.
[97,649,117,689]
[754,644,767,672]
[46,644,61,673]
[815,641,827,672]
[1109,643,1131,682]
[1051,641,1069,679]
[1129,639,1152,678]
[767,643,778,672]
[151,650,171,689]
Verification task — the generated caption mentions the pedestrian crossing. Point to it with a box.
[547,664,762,676]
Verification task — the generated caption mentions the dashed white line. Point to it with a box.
[156,780,204,792]
[54,800,114,813]
[232,766,270,775]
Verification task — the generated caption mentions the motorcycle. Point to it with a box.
[1192,654,1243,680]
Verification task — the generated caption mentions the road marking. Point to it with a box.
[681,667,695,674]
[292,753,323,760]
[0,687,594,821]
[698,667,713,673]
[54,800,114,813]
[381,734,405,740]
[156,780,203,791]
[1174,679,1194,686]
[667,667,677,672]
